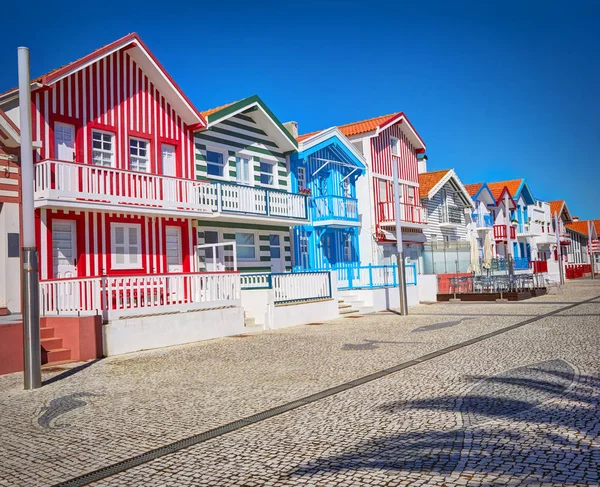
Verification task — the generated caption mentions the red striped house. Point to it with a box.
[0,33,209,284]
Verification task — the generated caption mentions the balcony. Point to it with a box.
[213,182,308,223]
[33,160,309,223]
[493,224,516,241]
[34,159,215,217]
[472,213,494,229]
[378,202,427,229]
[439,205,464,228]
[311,195,359,227]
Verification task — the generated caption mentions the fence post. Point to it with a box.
[327,271,332,299]
[368,263,374,290]
[265,190,270,216]
[392,263,397,287]
[216,182,222,213]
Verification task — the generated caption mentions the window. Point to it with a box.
[129,138,149,172]
[111,223,141,269]
[390,137,400,156]
[343,234,353,262]
[259,160,275,185]
[206,150,225,177]
[269,234,281,258]
[92,130,114,167]
[407,186,415,205]
[299,235,308,255]
[297,167,306,189]
[235,232,256,260]
[323,234,334,261]
[378,179,388,203]
[236,156,251,185]
[343,178,351,198]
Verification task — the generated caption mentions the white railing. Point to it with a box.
[196,242,237,272]
[378,202,427,225]
[34,159,217,214]
[271,272,332,303]
[240,273,271,289]
[215,182,307,220]
[39,272,241,320]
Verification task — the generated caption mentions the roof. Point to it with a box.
[0,108,20,147]
[198,95,297,151]
[594,220,600,235]
[418,170,451,196]
[464,183,483,197]
[566,220,595,237]
[0,33,206,127]
[294,127,366,172]
[297,112,426,151]
[548,200,573,222]
[486,179,524,200]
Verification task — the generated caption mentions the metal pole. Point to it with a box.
[554,212,565,285]
[392,159,408,315]
[18,47,42,390]
[588,220,595,280]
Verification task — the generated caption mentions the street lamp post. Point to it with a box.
[18,46,42,390]
[392,158,408,315]
[588,220,596,281]
[554,212,565,286]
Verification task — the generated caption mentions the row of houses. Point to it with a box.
[0,33,597,369]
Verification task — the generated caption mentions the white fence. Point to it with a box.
[40,272,241,320]
[34,159,216,214]
[240,273,272,289]
[271,272,332,303]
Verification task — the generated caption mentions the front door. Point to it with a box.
[54,122,76,161]
[269,234,283,272]
[162,144,177,202]
[52,220,77,278]
[166,226,183,273]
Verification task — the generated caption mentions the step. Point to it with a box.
[343,300,365,308]
[42,359,78,369]
[340,307,360,315]
[338,303,353,309]
[45,348,72,364]
[244,317,256,327]
[40,327,55,339]
[355,306,376,315]
[41,337,63,351]
[0,308,9,316]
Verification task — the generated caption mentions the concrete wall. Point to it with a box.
[0,320,23,375]
[417,274,438,302]
[103,306,245,356]
[43,316,103,362]
[340,285,419,312]
[241,289,271,327]
[0,202,21,312]
[271,298,339,329]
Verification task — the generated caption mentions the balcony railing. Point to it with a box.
[378,202,427,225]
[214,182,308,220]
[33,160,309,221]
[493,224,516,240]
[472,213,493,228]
[39,271,241,320]
[311,195,359,222]
[34,159,216,214]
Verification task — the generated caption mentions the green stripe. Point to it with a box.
[284,236,290,241]
[278,170,287,177]
[277,161,286,168]
[223,233,236,240]
[209,126,280,149]
[195,221,291,231]
[239,266,271,272]
[254,175,261,182]
[221,119,268,136]
[285,256,291,262]
[253,156,260,162]
[234,113,255,123]
[229,171,236,177]
[195,154,206,161]
[194,133,286,158]
[260,256,271,262]
[228,160,236,167]
[278,179,288,186]
[228,150,236,156]
[259,235,270,241]
[259,245,271,251]
[197,232,205,238]
[284,246,291,252]
[194,143,206,150]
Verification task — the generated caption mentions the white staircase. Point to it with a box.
[338,293,376,315]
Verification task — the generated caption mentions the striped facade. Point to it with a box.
[422,182,469,242]
[194,113,289,190]
[0,147,19,204]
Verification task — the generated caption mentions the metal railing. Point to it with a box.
[311,195,359,222]
[378,202,427,225]
[240,271,332,304]
[298,263,418,290]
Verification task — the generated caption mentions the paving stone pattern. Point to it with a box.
[0,281,599,486]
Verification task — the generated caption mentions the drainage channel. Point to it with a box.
[52,294,600,487]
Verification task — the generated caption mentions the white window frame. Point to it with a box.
[91,129,115,167]
[234,232,257,261]
[407,186,415,205]
[258,159,276,187]
[236,155,252,185]
[129,137,149,173]
[378,179,388,203]
[206,148,228,179]
[390,136,400,156]
[297,166,306,189]
[343,234,353,262]
[110,223,142,270]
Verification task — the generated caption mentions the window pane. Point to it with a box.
[237,246,255,259]
[115,227,124,245]
[206,151,222,164]
[128,227,138,245]
[269,235,280,246]
[235,233,254,246]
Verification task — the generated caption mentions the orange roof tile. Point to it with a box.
[464,183,483,197]
[566,220,594,236]
[486,179,524,200]
[297,113,399,143]
[594,220,600,235]
[549,200,566,217]
[200,100,239,118]
[418,170,450,197]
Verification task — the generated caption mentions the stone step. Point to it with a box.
[41,337,63,351]
[244,317,256,327]
[340,307,359,315]
[338,302,353,309]
[40,327,55,339]
[45,348,71,364]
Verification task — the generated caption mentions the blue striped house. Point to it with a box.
[291,127,367,270]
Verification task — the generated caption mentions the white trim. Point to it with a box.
[234,231,259,262]
[374,174,419,186]
[298,126,367,167]
[205,147,229,180]
[390,136,400,156]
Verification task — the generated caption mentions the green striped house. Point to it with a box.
[194,95,305,273]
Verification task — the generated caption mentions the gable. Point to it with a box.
[294,128,366,172]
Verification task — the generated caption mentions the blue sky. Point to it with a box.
[1,0,598,218]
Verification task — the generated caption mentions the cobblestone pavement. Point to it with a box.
[1,281,599,486]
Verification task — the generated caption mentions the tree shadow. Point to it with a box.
[289,360,600,485]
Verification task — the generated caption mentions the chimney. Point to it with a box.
[573,216,579,222]
[283,121,298,139]
[417,154,428,174]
